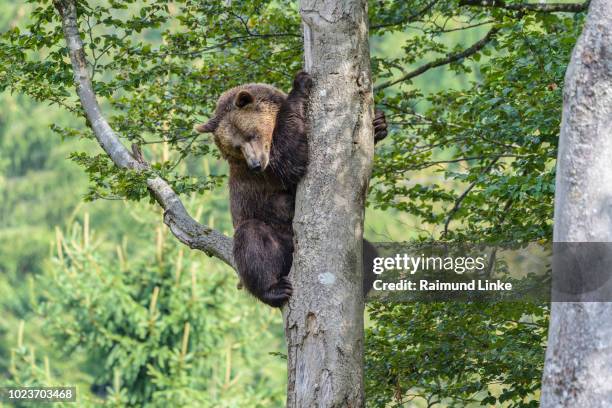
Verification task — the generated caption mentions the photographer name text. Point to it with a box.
[373,279,512,291]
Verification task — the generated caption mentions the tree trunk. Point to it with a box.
[541,1,612,406]
[284,1,374,407]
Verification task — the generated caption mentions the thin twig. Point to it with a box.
[442,157,500,237]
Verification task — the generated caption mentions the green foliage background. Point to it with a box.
[0,0,585,406]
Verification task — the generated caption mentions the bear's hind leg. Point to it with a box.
[233,219,293,307]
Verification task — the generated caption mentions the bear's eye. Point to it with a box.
[246,134,259,142]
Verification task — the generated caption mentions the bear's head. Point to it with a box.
[196,84,286,172]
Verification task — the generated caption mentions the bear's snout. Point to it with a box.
[247,159,262,172]
[241,141,269,172]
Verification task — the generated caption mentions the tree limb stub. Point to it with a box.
[53,0,236,270]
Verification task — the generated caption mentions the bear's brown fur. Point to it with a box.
[196,72,387,307]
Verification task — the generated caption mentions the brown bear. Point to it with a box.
[196,71,387,307]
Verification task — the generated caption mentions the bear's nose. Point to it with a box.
[248,160,262,172]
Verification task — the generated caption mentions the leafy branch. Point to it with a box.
[52,0,235,269]
[374,26,499,91]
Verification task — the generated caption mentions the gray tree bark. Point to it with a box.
[284,1,374,407]
[541,0,612,406]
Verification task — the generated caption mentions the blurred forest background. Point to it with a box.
[0,0,585,406]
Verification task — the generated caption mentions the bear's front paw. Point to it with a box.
[262,277,293,308]
[373,109,388,143]
[293,71,313,96]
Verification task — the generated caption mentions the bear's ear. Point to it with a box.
[194,116,219,133]
[234,90,254,108]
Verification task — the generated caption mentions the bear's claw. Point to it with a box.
[261,277,293,307]
[373,109,388,143]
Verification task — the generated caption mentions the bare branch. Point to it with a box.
[459,0,589,13]
[52,0,235,269]
[374,26,499,91]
